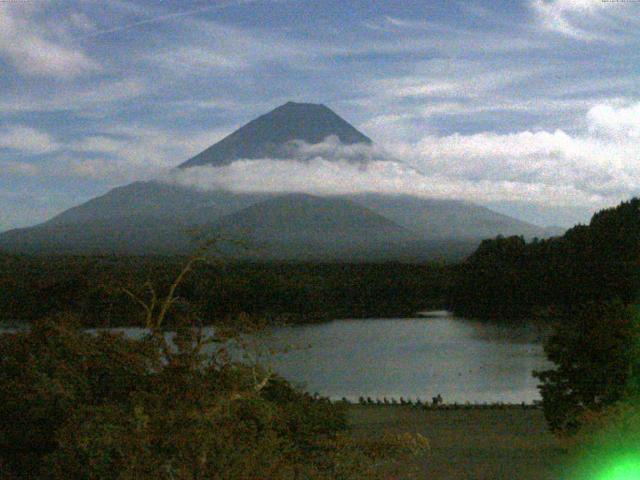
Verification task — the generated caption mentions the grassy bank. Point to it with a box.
[347,404,566,479]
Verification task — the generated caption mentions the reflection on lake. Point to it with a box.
[224,314,551,404]
[2,313,551,404]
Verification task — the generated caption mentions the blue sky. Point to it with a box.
[2,0,640,230]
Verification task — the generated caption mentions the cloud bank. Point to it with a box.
[164,101,640,211]
[0,125,59,154]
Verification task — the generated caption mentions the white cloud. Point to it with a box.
[151,17,313,75]
[0,125,58,154]
[8,97,638,212]
[398,130,629,197]
[530,0,636,41]
[531,0,602,39]
[66,157,128,181]
[69,12,97,32]
[72,135,127,155]
[587,102,640,138]
[352,59,569,142]
[163,101,640,209]
[165,157,601,207]
[152,46,246,73]
[0,4,100,78]
[366,65,537,101]
[60,125,228,182]
[285,135,389,162]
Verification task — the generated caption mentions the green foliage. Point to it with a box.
[450,198,640,319]
[0,315,157,478]
[449,199,640,442]
[0,237,436,478]
[533,302,638,434]
[0,313,425,479]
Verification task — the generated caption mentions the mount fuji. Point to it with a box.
[0,102,558,260]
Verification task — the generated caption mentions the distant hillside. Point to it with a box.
[206,193,416,260]
[0,185,552,259]
[349,194,556,240]
[0,216,193,255]
[45,181,272,227]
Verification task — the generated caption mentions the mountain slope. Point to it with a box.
[179,102,372,168]
[349,194,556,240]
[0,194,412,258]
[0,101,560,259]
[207,193,415,260]
[0,188,554,258]
[45,181,272,227]
[0,216,194,255]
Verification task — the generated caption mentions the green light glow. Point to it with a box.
[596,456,640,480]
[566,306,640,480]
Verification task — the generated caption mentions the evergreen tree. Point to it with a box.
[534,302,639,434]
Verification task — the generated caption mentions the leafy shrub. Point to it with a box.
[0,315,154,477]
[0,316,424,479]
[0,250,428,479]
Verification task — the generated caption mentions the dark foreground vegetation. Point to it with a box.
[446,198,640,439]
[0,252,431,478]
[0,315,427,479]
[0,256,450,327]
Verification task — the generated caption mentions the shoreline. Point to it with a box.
[334,399,542,409]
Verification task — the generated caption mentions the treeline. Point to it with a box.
[449,198,640,319]
[0,256,451,327]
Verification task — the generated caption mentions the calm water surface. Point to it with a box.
[3,314,550,403]
[244,315,550,403]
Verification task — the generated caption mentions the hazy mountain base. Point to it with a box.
[0,185,550,260]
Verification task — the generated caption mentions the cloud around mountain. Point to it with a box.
[164,143,590,207]
[164,99,640,213]
[0,100,566,257]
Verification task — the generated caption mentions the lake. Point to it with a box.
[238,314,551,404]
[3,313,551,404]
